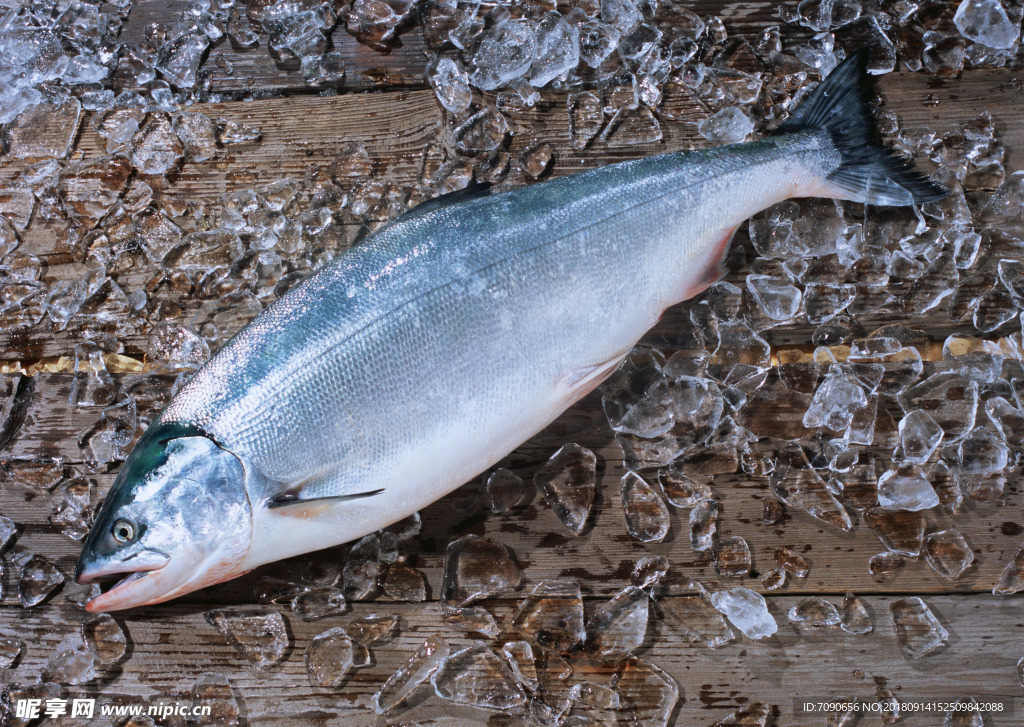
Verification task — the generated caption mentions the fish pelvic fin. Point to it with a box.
[772,48,948,206]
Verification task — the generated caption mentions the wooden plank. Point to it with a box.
[0,596,1020,726]
[2,368,1022,599]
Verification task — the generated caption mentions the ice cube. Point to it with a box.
[0,638,23,668]
[569,681,620,709]
[82,613,127,664]
[567,91,605,150]
[343,534,380,600]
[485,468,526,513]
[441,534,522,609]
[924,529,975,579]
[469,18,538,91]
[156,28,210,89]
[869,551,906,578]
[761,568,787,590]
[898,372,978,444]
[502,640,539,691]
[771,444,852,530]
[443,606,499,637]
[697,107,755,144]
[710,587,778,640]
[877,465,940,511]
[958,426,1009,475]
[585,586,649,660]
[534,443,596,535]
[521,142,554,180]
[19,554,64,608]
[993,544,1024,594]
[613,658,678,727]
[660,581,737,648]
[841,593,874,635]
[2,91,81,159]
[804,367,868,431]
[428,57,472,113]
[689,497,719,551]
[172,112,218,162]
[58,157,132,229]
[291,587,346,621]
[632,555,671,590]
[431,643,527,710]
[865,507,926,556]
[511,580,586,652]
[954,0,1020,49]
[711,704,770,726]
[657,462,712,508]
[192,672,240,726]
[714,536,752,577]
[531,12,580,86]
[42,633,95,685]
[943,335,1003,383]
[746,274,803,321]
[788,597,841,627]
[305,627,354,687]
[890,597,949,658]
[601,0,643,34]
[775,547,809,577]
[620,471,670,542]
[372,635,450,713]
[203,606,289,670]
[379,561,428,602]
[897,410,944,465]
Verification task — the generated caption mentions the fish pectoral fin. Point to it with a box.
[266,489,385,518]
[681,225,738,302]
[562,351,630,405]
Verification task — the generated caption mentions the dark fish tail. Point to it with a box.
[773,48,948,206]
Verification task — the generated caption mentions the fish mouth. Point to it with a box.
[76,551,172,612]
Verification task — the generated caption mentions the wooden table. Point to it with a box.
[2,1,1023,725]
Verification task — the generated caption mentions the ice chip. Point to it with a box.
[291,587,346,621]
[0,638,23,669]
[443,606,499,637]
[343,533,380,600]
[877,465,940,511]
[82,613,127,664]
[19,554,64,608]
[372,635,449,713]
[431,643,527,710]
[203,606,289,670]
[586,586,649,660]
[890,597,949,658]
[710,587,778,640]
[944,698,984,727]
[453,107,510,155]
[469,18,538,91]
[657,461,712,508]
[601,0,643,34]
[173,112,218,162]
[775,547,809,578]
[632,555,671,589]
[156,28,210,89]
[486,468,526,513]
[305,627,354,687]
[698,107,755,144]
[804,368,868,431]
[568,91,605,150]
[841,593,874,635]
[712,704,770,726]
[192,672,240,726]
[898,372,978,444]
[2,91,81,159]
[924,529,975,579]
[58,157,132,229]
[534,443,596,534]
[42,633,95,685]
[689,497,719,551]
[869,550,906,578]
[788,596,841,627]
[714,536,752,577]
[993,544,1024,594]
[441,534,522,608]
[943,335,1003,383]
[865,507,926,556]
[531,12,580,87]
[897,410,944,464]
[613,657,678,727]
[129,114,184,175]
[954,0,1020,49]
[958,426,1009,475]
[620,471,670,542]
[746,274,803,321]
[512,580,586,652]
[428,57,472,113]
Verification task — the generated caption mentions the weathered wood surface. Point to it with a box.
[1,598,1021,726]
[2,1,1024,725]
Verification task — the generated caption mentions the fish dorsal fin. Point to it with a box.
[395,182,493,223]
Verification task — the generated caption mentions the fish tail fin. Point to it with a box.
[773,48,948,206]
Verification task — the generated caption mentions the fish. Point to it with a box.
[75,49,946,611]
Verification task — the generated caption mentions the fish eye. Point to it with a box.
[111,518,136,544]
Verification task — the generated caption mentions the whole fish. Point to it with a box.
[76,50,945,611]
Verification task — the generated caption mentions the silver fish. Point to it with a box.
[76,50,945,611]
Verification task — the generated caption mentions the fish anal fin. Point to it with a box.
[563,352,629,405]
[681,225,737,301]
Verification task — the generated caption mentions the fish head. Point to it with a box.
[75,425,252,612]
